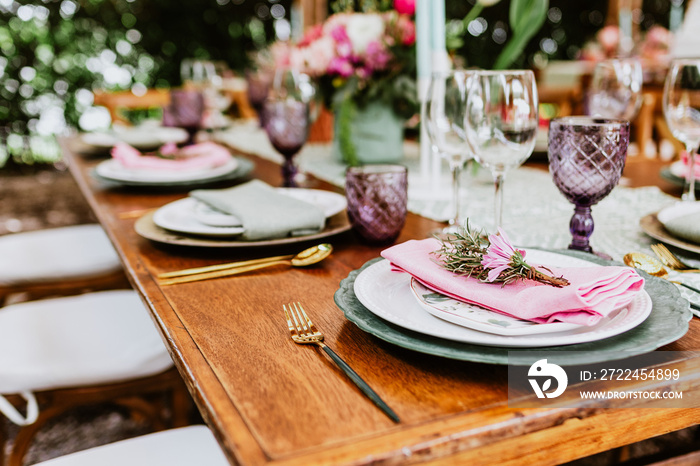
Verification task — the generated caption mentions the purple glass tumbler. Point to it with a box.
[548,117,630,253]
[345,165,408,244]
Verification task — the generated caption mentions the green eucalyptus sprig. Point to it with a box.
[432,222,569,287]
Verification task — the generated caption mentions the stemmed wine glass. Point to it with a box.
[262,68,311,188]
[423,70,474,236]
[548,117,630,254]
[586,57,643,121]
[663,59,700,202]
[464,70,538,230]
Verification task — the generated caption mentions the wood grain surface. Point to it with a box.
[61,139,700,465]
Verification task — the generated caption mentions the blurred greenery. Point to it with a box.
[0,0,681,167]
[0,0,286,167]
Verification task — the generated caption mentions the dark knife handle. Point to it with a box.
[321,344,400,423]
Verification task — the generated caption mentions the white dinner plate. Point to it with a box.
[353,250,652,348]
[410,279,581,336]
[669,160,687,179]
[81,126,189,150]
[152,189,347,238]
[95,157,239,184]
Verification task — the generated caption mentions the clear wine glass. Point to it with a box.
[464,70,538,230]
[663,59,700,202]
[262,68,310,188]
[548,117,630,254]
[587,57,643,121]
[423,70,474,236]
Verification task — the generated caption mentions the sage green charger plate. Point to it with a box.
[334,251,692,366]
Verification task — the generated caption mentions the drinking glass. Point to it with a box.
[162,89,205,145]
[246,68,272,126]
[262,69,310,187]
[548,117,630,253]
[423,70,474,236]
[345,165,408,244]
[586,57,643,121]
[464,70,538,230]
[663,59,700,201]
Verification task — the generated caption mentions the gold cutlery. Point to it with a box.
[650,243,700,273]
[159,244,332,285]
[284,302,400,423]
[623,252,700,312]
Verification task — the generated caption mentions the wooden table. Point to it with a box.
[62,140,700,465]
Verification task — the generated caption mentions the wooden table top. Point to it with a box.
[61,140,700,465]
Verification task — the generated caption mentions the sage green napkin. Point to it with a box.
[661,211,700,245]
[190,180,325,241]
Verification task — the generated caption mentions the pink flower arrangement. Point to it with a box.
[279,10,416,98]
[481,228,526,282]
[581,25,672,63]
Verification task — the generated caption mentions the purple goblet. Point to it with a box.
[548,117,630,253]
[345,165,408,244]
[162,89,205,145]
[263,99,309,187]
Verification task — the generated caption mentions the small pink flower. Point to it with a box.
[481,228,524,282]
[365,41,391,70]
[328,57,354,78]
[394,0,415,16]
[299,24,323,47]
[397,15,416,46]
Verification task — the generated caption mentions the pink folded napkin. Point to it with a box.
[381,239,645,326]
[110,142,231,171]
[680,151,700,179]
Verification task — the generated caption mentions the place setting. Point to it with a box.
[134,179,351,248]
[335,223,692,367]
[87,138,254,188]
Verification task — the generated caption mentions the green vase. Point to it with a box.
[331,101,405,165]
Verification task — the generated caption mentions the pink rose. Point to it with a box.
[397,15,415,46]
[394,0,415,16]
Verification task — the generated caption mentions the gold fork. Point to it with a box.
[284,302,400,423]
[651,244,700,273]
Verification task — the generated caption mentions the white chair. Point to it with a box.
[0,224,128,306]
[0,290,191,466]
[31,425,229,466]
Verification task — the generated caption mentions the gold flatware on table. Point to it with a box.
[623,252,700,312]
[651,243,700,273]
[159,244,332,285]
[284,302,400,423]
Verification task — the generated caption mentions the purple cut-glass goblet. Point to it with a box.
[345,165,408,244]
[263,99,309,188]
[548,117,630,253]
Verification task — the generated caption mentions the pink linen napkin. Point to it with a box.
[680,151,700,179]
[381,239,645,326]
[110,142,231,171]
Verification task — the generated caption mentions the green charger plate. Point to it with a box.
[334,251,692,366]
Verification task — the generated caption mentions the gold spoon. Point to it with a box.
[159,244,333,286]
[624,252,700,312]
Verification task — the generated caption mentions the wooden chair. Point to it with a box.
[0,224,129,306]
[30,425,228,466]
[0,290,193,466]
[93,89,171,125]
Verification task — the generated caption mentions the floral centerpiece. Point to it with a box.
[275,3,418,165]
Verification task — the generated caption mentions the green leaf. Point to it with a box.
[494,0,549,69]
